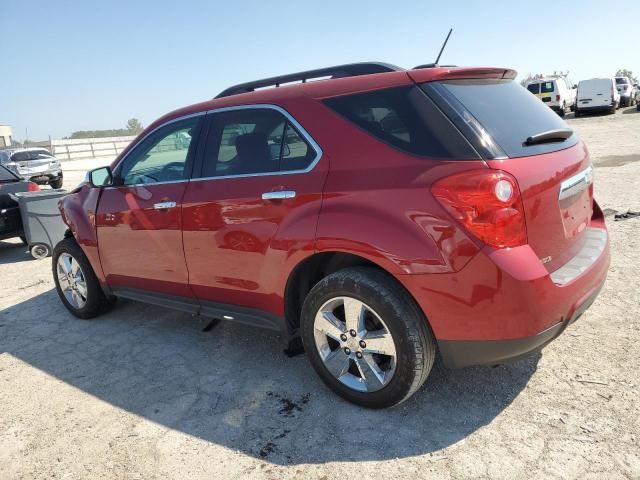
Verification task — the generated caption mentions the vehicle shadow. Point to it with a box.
[0,239,33,264]
[0,290,539,465]
[622,107,639,114]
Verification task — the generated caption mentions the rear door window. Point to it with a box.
[540,81,555,93]
[422,79,578,158]
[201,108,318,178]
[323,86,478,159]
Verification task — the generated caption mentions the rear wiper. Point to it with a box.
[525,128,573,146]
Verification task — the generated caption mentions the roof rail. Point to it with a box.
[215,62,403,98]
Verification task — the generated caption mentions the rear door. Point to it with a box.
[95,115,203,297]
[182,106,327,318]
[578,79,614,108]
[420,78,592,272]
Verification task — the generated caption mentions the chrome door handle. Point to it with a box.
[153,201,177,210]
[261,191,296,200]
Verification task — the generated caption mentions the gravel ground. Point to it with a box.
[1,107,639,479]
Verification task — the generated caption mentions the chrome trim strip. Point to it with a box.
[550,227,607,286]
[559,165,593,201]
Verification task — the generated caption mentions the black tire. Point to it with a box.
[570,103,575,112]
[301,267,436,408]
[19,235,27,245]
[52,237,116,319]
[609,105,617,114]
[574,108,580,117]
[557,106,565,117]
[50,177,63,189]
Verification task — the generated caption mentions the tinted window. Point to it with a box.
[118,117,200,185]
[0,164,19,181]
[202,108,316,177]
[424,79,578,158]
[615,78,628,84]
[526,83,540,94]
[540,81,555,93]
[324,86,478,159]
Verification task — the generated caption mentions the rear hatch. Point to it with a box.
[615,77,630,96]
[577,79,614,108]
[527,80,556,104]
[416,73,593,273]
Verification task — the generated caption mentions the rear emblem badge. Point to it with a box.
[540,256,552,264]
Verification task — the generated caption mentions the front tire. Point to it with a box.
[50,177,63,189]
[52,237,115,319]
[301,267,436,408]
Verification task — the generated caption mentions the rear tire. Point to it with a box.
[30,243,50,259]
[52,237,115,319]
[301,267,436,408]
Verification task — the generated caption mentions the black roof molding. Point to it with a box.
[215,62,403,99]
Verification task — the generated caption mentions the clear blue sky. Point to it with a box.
[2,0,638,141]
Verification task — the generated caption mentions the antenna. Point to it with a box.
[434,28,453,65]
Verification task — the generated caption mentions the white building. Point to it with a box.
[0,124,12,148]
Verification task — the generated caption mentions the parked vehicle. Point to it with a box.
[0,164,39,243]
[54,62,610,408]
[0,148,63,188]
[526,75,577,116]
[615,77,636,107]
[575,78,620,115]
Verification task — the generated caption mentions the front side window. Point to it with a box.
[202,108,316,177]
[118,117,200,185]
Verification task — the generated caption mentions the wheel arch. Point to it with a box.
[283,250,430,335]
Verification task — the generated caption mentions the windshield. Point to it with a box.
[11,149,53,162]
[422,79,578,158]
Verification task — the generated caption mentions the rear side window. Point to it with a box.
[201,108,317,178]
[323,86,478,159]
[423,79,578,158]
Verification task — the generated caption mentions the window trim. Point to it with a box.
[192,104,323,182]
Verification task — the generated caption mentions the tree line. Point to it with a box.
[68,118,143,139]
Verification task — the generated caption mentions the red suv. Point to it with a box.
[54,63,610,408]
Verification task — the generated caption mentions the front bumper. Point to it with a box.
[27,170,63,184]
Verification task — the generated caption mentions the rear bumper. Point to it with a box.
[576,104,614,112]
[437,281,603,368]
[398,223,610,368]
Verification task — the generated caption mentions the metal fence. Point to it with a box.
[50,136,136,160]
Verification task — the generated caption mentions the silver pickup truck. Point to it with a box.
[0,147,63,188]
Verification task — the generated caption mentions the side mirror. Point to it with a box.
[88,166,113,188]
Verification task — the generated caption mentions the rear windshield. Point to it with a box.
[615,78,628,84]
[0,164,19,182]
[323,86,479,159]
[11,149,53,162]
[421,79,578,158]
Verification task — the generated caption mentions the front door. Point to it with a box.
[182,106,327,317]
[96,115,203,297]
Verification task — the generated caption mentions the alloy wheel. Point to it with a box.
[313,296,397,392]
[56,253,88,309]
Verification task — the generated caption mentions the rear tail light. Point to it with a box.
[27,182,40,192]
[432,170,527,248]
[556,94,561,101]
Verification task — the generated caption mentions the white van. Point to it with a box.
[575,78,620,115]
[526,76,577,117]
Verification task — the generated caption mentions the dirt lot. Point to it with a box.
[1,107,639,479]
